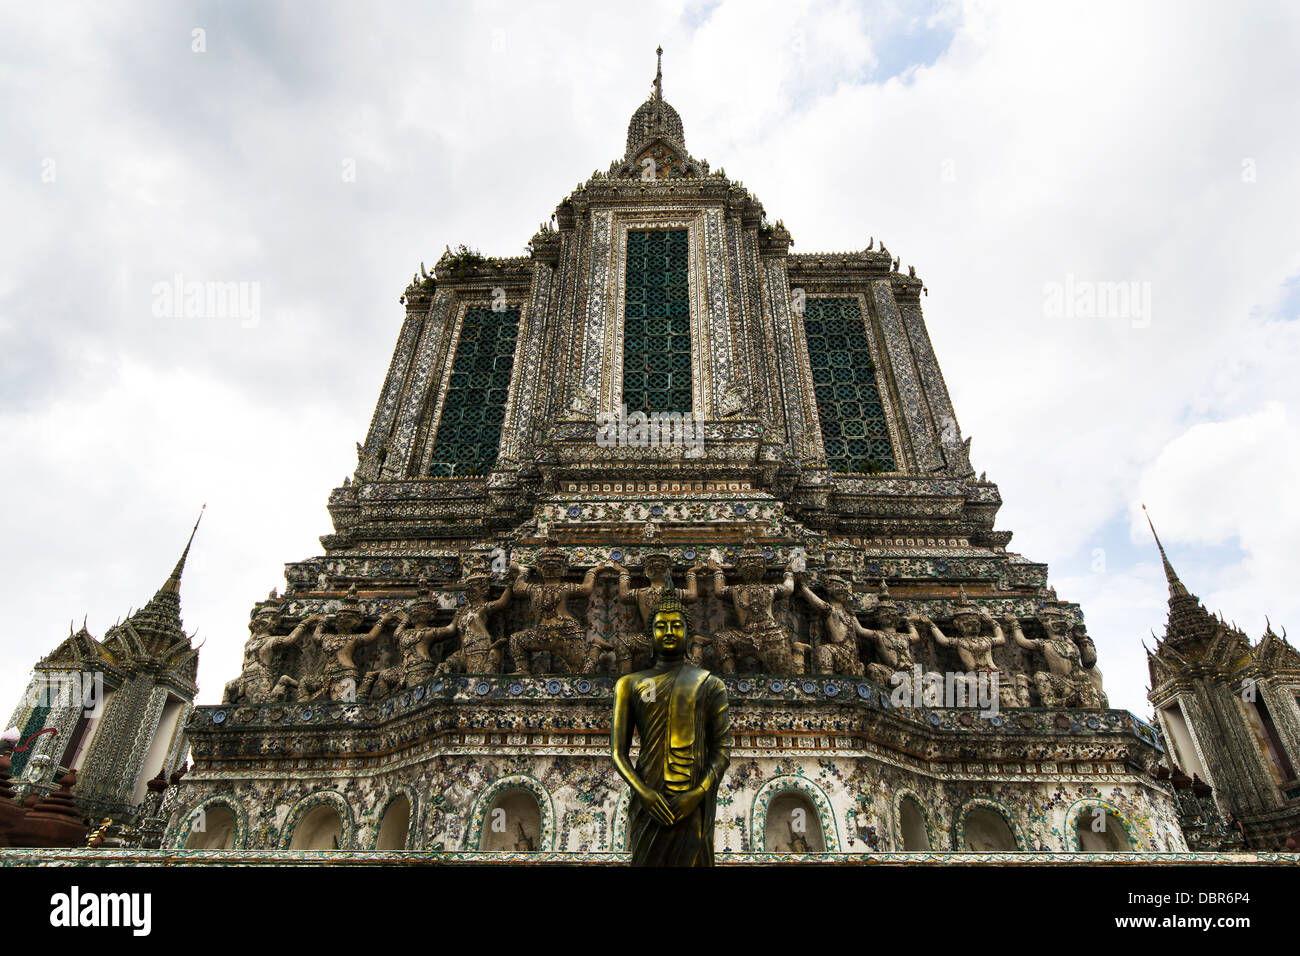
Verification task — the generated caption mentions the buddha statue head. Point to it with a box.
[649,571,690,660]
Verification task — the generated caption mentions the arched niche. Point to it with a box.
[479,788,542,851]
[750,776,840,852]
[897,794,931,851]
[170,796,248,850]
[279,792,355,850]
[763,790,827,853]
[467,774,555,852]
[376,795,412,850]
[289,804,344,850]
[958,805,1019,851]
[1068,800,1138,852]
[184,804,236,850]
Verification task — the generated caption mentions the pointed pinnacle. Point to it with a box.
[1141,504,1188,599]
[651,46,665,132]
[163,504,205,595]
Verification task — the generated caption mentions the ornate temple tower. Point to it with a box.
[159,53,1193,858]
[4,514,202,822]
[1144,510,1300,849]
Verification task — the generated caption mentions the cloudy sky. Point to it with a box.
[2,0,1297,720]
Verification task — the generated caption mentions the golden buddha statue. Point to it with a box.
[611,573,730,866]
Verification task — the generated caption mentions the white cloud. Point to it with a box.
[0,357,354,714]
[1134,401,1300,634]
[1052,565,1165,719]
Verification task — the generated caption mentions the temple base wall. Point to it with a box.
[165,675,1186,855]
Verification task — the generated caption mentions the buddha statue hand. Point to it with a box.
[668,785,706,821]
[640,787,676,827]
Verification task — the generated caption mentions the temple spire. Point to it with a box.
[162,504,205,595]
[652,46,664,134]
[624,46,685,156]
[1142,503,1228,656]
[1142,504,1188,600]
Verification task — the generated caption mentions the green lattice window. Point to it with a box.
[622,229,692,413]
[803,297,896,473]
[9,702,51,778]
[427,305,520,477]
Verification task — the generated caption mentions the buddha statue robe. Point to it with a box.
[612,660,730,866]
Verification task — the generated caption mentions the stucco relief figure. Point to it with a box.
[514,822,535,852]
[1073,622,1109,707]
[710,535,798,674]
[687,634,712,666]
[1006,611,1105,708]
[796,574,867,677]
[856,582,924,686]
[383,588,442,687]
[222,604,300,704]
[613,552,704,673]
[611,574,730,866]
[293,588,396,702]
[508,541,614,675]
[435,567,517,676]
[782,821,811,853]
[359,586,459,697]
[917,595,1020,709]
